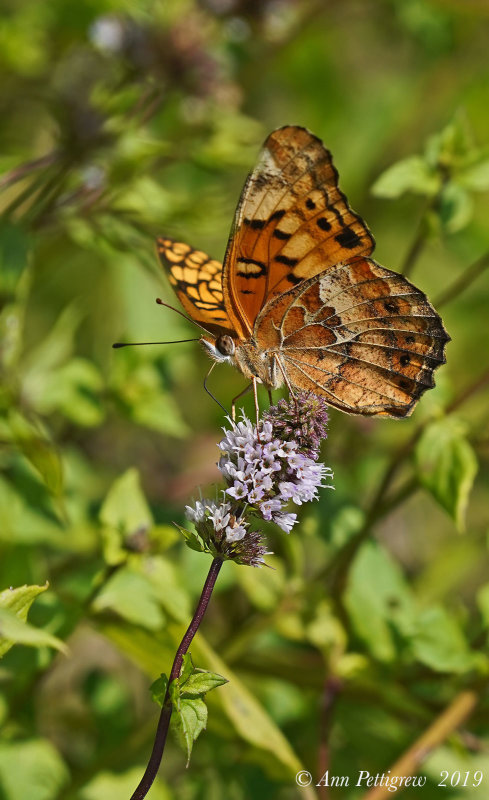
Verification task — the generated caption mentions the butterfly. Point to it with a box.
[156,126,449,418]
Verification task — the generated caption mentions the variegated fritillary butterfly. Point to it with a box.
[156,126,449,418]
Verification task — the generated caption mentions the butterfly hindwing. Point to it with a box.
[222,126,375,338]
[156,237,233,336]
[254,257,449,418]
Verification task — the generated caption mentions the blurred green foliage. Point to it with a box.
[1,1,489,798]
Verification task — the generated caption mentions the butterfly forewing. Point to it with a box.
[156,237,233,336]
[254,257,449,418]
[222,126,375,337]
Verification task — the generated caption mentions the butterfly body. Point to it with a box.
[157,126,449,418]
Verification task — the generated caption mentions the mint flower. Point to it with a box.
[218,393,333,533]
[184,392,333,567]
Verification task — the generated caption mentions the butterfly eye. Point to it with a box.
[215,334,235,356]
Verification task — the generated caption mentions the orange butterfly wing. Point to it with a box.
[222,126,374,338]
[156,237,234,336]
[254,257,449,417]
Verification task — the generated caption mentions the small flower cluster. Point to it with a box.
[184,393,333,567]
[218,411,332,533]
[184,499,270,568]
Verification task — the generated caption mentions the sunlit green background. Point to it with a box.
[1,1,489,798]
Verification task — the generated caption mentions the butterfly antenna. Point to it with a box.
[203,363,229,416]
[156,298,210,334]
[112,339,200,348]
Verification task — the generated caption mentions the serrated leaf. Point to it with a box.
[171,697,207,765]
[415,418,478,531]
[371,156,439,198]
[181,670,228,697]
[150,673,169,707]
[0,584,67,657]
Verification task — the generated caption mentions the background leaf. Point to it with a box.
[415,418,478,531]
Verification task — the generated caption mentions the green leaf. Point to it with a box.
[150,673,169,707]
[425,110,475,169]
[176,523,205,554]
[181,669,228,697]
[100,469,153,563]
[460,158,489,191]
[0,739,69,800]
[344,541,415,662]
[371,156,439,198]
[142,556,191,623]
[477,583,489,629]
[195,636,310,780]
[411,606,478,673]
[179,652,194,684]
[37,358,104,426]
[92,568,165,631]
[0,584,67,657]
[171,697,208,765]
[0,220,30,290]
[100,468,152,533]
[8,412,63,497]
[80,767,172,800]
[438,183,473,232]
[415,418,478,531]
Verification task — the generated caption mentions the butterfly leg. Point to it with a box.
[231,382,252,421]
[274,355,299,413]
[252,377,261,429]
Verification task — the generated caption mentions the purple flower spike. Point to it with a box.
[183,392,333,568]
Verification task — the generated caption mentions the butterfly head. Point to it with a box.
[201,334,236,364]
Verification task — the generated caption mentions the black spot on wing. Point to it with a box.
[273,229,291,240]
[306,197,316,210]
[269,209,286,222]
[244,217,266,230]
[335,227,362,249]
[317,217,332,231]
[275,254,299,267]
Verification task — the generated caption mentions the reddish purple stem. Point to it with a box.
[130,557,223,800]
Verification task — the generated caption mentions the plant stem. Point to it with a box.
[436,250,489,308]
[317,675,343,799]
[362,688,480,800]
[0,151,59,190]
[130,556,223,800]
[401,218,429,278]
